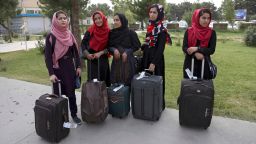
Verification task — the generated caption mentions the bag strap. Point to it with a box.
[49,33,56,53]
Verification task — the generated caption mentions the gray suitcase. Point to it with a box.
[178,58,214,129]
[131,72,163,121]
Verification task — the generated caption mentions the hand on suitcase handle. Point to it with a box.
[50,74,59,83]
[144,69,155,75]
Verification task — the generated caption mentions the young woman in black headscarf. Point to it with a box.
[142,4,172,110]
[108,13,141,86]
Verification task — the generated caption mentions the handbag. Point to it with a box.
[75,76,81,89]
[206,57,217,79]
[73,47,81,89]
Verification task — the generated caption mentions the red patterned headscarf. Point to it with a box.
[188,8,212,48]
[145,4,172,48]
[87,11,110,52]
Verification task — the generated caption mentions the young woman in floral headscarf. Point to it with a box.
[182,8,216,79]
[44,10,81,124]
[142,4,172,110]
[81,11,110,86]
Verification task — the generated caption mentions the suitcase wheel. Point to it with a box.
[179,120,183,126]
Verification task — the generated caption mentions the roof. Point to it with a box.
[16,13,44,17]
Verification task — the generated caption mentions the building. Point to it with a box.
[0,0,51,34]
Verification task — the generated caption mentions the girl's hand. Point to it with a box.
[86,54,95,60]
[76,68,81,76]
[195,52,204,60]
[50,74,58,83]
[187,47,198,55]
[149,63,155,72]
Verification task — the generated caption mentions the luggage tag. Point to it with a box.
[136,71,146,80]
[113,84,124,92]
[63,122,77,128]
[185,68,197,80]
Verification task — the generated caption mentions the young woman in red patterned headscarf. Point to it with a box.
[142,4,172,110]
[182,8,216,79]
[81,11,111,86]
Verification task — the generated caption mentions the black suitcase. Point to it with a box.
[34,80,69,142]
[131,72,163,121]
[107,83,130,118]
[178,58,214,129]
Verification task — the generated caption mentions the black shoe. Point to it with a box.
[72,116,82,125]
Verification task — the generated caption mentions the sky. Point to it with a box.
[89,0,223,8]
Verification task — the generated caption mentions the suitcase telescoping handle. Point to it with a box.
[89,58,100,81]
[52,80,62,97]
[191,57,205,79]
[144,69,155,75]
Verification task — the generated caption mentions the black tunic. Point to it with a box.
[182,30,216,79]
[142,31,167,109]
[81,31,110,87]
[45,33,81,96]
[44,33,81,117]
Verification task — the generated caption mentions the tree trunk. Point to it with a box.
[140,20,144,30]
[7,19,12,43]
[71,0,81,46]
[71,0,86,69]
[0,20,13,43]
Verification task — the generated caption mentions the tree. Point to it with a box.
[39,0,71,19]
[84,4,113,17]
[126,0,166,30]
[0,0,19,42]
[183,10,193,26]
[166,2,192,21]
[110,0,136,24]
[200,2,220,20]
[71,0,81,47]
[38,0,88,20]
[222,0,235,26]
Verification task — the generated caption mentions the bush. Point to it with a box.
[36,39,45,54]
[26,35,30,41]
[175,38,181,47]
[244,26,256,47]
[3,35,10,42]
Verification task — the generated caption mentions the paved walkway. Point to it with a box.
[0,77,256,144]
[0,40,39,53]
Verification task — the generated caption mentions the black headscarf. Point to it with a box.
[109,13,133,49]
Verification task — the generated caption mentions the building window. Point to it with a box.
[26,10,34,14]
[87,19,90,25]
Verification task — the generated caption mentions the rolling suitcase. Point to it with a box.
[131,71,163,121]
[81,59,108,123]
[34,80,69,142]
[107,83,130,118]
[178,58,214,129]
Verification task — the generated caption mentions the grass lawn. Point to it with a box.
[0,31,256,122]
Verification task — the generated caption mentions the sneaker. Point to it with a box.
[72,116,82,125]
